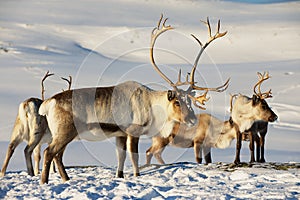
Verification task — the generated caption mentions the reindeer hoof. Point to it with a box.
[259,158,266,163]
[234,160,240,165]
[134,172,140,177]
[116,171,124,178]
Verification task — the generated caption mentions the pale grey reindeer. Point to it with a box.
[38,15,230,184]
[146,17,236,165]
[0,72,72,177]
[230,72,277,164]
[146,73,277,165]
[1,71,53,177]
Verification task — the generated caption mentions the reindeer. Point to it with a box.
[1,71,54,177]
[146,17,233,165]
[146,113,238,165]
[0,73,72,177]
[146,72,277,165]
[38,15,229,184]
[33,75,72,174]
[230,72,278,164]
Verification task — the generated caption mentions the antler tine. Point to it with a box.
[253,71,272,99]
[150,14,176,89]
[191,34,203,47]
[61,75,72,91]
[189,17,228,92]
[188,90,210,110]
[41,70,54,101]
[172,69,194,87]
[261,89,272,99]
[191,78,230,92]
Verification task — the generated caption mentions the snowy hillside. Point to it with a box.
[0,0,299,199]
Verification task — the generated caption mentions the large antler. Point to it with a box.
[150,14,229,110]
[187,17,229,108]
[150,14,176,90]
[41,71,54,100]
[190,17,227,70]
[253,72,272,99]
[61,76,72,91]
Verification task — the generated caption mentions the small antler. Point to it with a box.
[253,72,272,99]
[229,94,238,112]
[61,76,72,91]
[41,71,54,100]
[188,90,209,110]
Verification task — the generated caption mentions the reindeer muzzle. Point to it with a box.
[268,113,278,122]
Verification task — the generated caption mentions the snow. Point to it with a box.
[1,163,299,199]
[0,0,299,199]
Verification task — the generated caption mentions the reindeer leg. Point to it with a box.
[33,144,41,176]
[127,135,140,177]
[53,147,69,182]
[255,134,260,162]
[1,140,21,177]
[145,146,154,165]
[153,147,166,165]
[41,145,55,184]
[248,131,255,163]
[41,131,75,184]
[194,142,203,164]
[259,133,266,163]
[116,136,127,178]
[146,136,169,165]
[25,133,43,176]
[203,146,212,164]
[24,145,35,176]
[234,131,242,164]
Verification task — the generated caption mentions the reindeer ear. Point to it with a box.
[167,90,176,101]
[252,94,260,106]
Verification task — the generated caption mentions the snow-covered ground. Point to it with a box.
[1,162,299,199]
[0,0,299,199]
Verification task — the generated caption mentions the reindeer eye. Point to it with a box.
[175,100,180,106]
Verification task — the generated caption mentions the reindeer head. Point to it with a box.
[230,72,278,132]
[251,72,278,122]
[150,14,230,126]
[215,118,239,149]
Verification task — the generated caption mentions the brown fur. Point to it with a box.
[146,113,238,165]
[39,81,196,184]
[1,98,51,177]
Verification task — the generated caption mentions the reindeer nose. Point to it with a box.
[185,115,197,127]
[269,114,278,122]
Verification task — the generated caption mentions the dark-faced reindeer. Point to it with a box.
[230,72,278,164]
[146,17,233,165]
[146,113,238,165]
[0,72,72,177]
[38,15,229,184]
